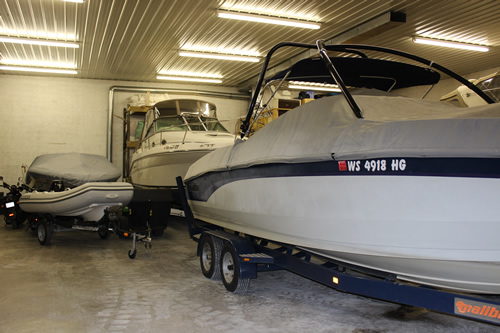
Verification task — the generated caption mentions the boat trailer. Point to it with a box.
[28,210,116,246]
[176,176,500,326]
[27,185,171,259]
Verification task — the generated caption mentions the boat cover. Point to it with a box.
[185,90,500,180]
[26,153,121,190]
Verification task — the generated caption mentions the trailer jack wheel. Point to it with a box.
[128,249,137,259]
[220,243,249,293]
[37,220,53,245]
[200,235,223,280]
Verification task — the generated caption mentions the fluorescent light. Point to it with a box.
[179,51,259,62]
[412,37,489,52]
[180,45,260,57]
[156,76,222,84]
[1,59,76,68]
[219,4,319,22]
[288,81,341,92]
[217,10,320,29]
[0,28,76,40]
[0,36,79,48]
[63,0,84,3]
[158,70,223,79]
[0,66,78,74]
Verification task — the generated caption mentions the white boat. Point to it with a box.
[184,41,500,294]
[129,99,235,188]
[440,71,499,107]
[19,182,134,221]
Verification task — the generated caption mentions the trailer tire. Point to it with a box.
[220,243,249,293]
[98,228,111,240]
[152,228,164,237]
[37,221,53,245]
[11,220,19,230]
[200,235,223,280]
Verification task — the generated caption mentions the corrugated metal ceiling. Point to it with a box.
[0,0,499,88]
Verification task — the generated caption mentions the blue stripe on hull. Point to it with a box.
[187,158,500,202]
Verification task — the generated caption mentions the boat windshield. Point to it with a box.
[154,115,229,133]
[476,73,500,103]
[155,116,188,131]
[201,116,228,132]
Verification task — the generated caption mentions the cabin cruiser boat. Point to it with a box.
[129,99,235,188]
[183,41,500,294]
[440,71,499,107]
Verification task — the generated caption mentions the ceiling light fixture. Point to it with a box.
[217,10,320,29]
[156,76,222,84]
[412,37,489,52]
[180,45,260,57]
[288,81,341,92]
[0,66,78,74]
[1,59,77,68]
[63,0,84,3]
[0,36,79,48]
[0,28,76,40]
[178,51,259,62]
[158,70,223,79]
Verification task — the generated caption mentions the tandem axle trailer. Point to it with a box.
[176,176,500,326]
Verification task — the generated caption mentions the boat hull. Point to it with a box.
[19,182,134,221]
[187,161,500,294]
[130,129,235,188]
[130,150,211,188]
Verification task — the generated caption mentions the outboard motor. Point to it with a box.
[49,180,65,192]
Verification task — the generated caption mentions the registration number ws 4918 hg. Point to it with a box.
[338,159,407,173]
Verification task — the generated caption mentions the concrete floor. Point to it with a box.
[0,215,498,333]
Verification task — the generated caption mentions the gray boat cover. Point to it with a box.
[185,90,500,181]
[26,153,121,190]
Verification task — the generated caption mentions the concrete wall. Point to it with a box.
[0,75,250,184]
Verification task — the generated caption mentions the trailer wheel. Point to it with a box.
[98,228,111,240]
[128,249,137,259]
[37,221,53,245]
[11,219,19,230]
[200,235,223,280]
[220,243,250,293]
[151,228,164,237]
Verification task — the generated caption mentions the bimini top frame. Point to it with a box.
[240,40,495,138]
